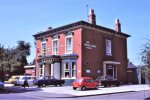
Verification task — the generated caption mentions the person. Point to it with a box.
[23,77,29,88]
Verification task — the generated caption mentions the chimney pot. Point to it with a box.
[114,18,121,32]
[88,9,96,25]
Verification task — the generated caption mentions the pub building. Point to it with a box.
[33,9,130,85]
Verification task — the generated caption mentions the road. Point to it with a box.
[0,89,150,100]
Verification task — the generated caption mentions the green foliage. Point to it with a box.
[0,41,31,80]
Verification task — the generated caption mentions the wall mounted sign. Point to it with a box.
[84,41,96,49]
[86,70,91,73]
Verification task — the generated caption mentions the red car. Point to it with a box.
[72,77,99,90]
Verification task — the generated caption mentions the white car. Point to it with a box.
[16,76,36,86]
[0,81,4,89]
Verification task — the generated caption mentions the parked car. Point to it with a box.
[34,76,65,87]
[15,76,36,86]
[72,77,99,91]
[0,80,4,89]
[5,75,22,84]
[96,75,120,87]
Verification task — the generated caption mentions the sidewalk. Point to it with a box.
[4,84,150,97]
[40,84,150,97]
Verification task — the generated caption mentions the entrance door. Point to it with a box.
[107,68,113,77]
[106,65,114,78]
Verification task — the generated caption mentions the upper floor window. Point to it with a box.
[65,35,73,54]
[106,39,112,56]
[53,39,58,55]
[41,42,46,56]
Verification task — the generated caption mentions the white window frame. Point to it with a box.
[41,41,46,56]
[39,65,44,77]
[106,39,112,56]
[65,35,73,54]
[71,62,76,78]
[61,62,76,79]
[52,38,59,55]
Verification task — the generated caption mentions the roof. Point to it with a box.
[33,20,130,39]
[128,62,137,69]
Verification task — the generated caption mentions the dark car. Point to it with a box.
[96,75,120,87]
[72,77,99,91]
[35,76,65,87]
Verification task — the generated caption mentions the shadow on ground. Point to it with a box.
[0,86,42,94]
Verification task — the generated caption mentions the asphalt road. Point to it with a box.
[0,89,150,100]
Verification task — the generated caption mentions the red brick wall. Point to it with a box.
[25,69,35,76]
[72,29,82,78]
[35,40,42,77]
[82,27,128,83]
[82,28,104,79]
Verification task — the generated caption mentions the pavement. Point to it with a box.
[4,84,150,98]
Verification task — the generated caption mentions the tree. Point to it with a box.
[0,41,31,81]
[141,39,150,84]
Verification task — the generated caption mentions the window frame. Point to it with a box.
[52,38,59,55]
[41,41,46,56]
[61,62,76,79]
[65,35,73,54]
[106,39,112,56]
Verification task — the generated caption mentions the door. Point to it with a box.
[106,65,114,77]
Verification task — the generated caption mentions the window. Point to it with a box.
[66,36,73,54]
[64,63,70,78]
[39,65,43,77]
[53,39,58,55]
[72,62,76,78]
[106,39,112,56]
[42,42,46,56]
[62,62,76,78]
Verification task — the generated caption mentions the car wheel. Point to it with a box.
[14,83,17,86]
[42,84,46,87]
[116,83,120,87]
[95,85,99,90]
[81,86,86,91]
[59,83,63,86]
[73,87,77,90]
[104,84,107,87]
[55,84,57,86]
[38,85,41,88]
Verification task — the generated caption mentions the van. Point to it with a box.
[16,76,36,86]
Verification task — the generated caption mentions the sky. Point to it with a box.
[0,0,149,65]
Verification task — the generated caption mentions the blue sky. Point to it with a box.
[0,0,149,65]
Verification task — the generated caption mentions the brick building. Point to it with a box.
[33,9,130,84]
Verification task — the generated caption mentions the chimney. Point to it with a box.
[88,9,96,25]
[114,19,121,32]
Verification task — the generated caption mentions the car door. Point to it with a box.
[50,76,57,85]
[84,79,91,88]
[44,76,49,85]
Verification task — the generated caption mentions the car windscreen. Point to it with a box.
[74,79,82,82]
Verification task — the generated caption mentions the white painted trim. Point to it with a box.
[65,35,73,54]
[51,64,53,76]
[24,65,35,68]
[103,61,120,64]
[42,64,45,76]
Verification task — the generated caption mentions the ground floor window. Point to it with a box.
[62,62,76,78]
[39,65,43,77]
